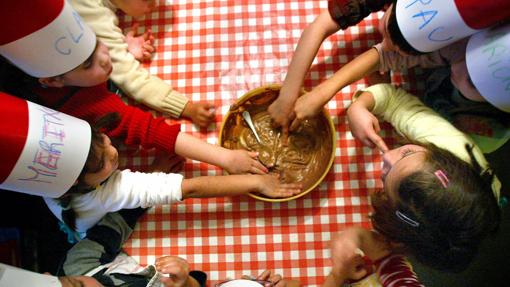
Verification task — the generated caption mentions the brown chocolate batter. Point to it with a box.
[221,87,333,198]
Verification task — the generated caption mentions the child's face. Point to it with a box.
[112,0,155,18]
[378,4,406,56]
[83,134,119,188]
[450,60,485,102]
[59,41,112,87]
[381,144,427,196]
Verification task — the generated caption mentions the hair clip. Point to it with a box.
[434,170,449,188]
[395,210,419,227]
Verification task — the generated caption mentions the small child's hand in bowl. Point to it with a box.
[224,150,268,175]
[125,23,155,62]
[256,174,302,198]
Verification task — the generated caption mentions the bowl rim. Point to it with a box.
[218,83,337,202]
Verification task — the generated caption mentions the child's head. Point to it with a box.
[38,41,112,88]
[371,143,500,272]
[111,0,155,18]
[69,113,120,193]
[378,3,422,56]
[0,1,102,86]
[380,1,510,56]
[61,113,120,229]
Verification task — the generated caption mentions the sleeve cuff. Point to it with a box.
[161,91,189,118]
[150,122,182,154]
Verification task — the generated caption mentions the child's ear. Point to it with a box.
[39,76,65,88]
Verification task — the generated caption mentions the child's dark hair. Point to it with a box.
[371,142,500,272]
[60,113,121,230]
[386,1,423,56]
[0,56,41,102]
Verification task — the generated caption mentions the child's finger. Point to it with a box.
[248,151,259,159]
[252,158,268,173]
[251,165,267,175]
[142,52,152,60]
[289,117,301,132]
[203,102,216,111]
[257,270,271,281]
[143,42,155,52]
[280,126,289,146]
[269,273,282,284]
[362,138,376,148]
[372,117,382,133]
[142,30,151,41]
[368,132,388,152]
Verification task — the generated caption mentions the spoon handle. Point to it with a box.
[242,111,262,143]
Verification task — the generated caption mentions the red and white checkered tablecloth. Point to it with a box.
[117,1,422,286]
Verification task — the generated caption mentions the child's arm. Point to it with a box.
[174,133,268,174]
[269,10,340,141]
[57,86,182,155]
[346,90,388,152]
[289,48,380,131]
[181,174,301,199]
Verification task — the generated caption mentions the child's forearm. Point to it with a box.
[174,133,230,168]
[282,11,341,100]
[181,175,258,199]
[313,48,380,106]
[352,91,376,111]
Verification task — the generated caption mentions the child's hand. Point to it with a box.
[289,92,325,132]
[125,23,155,62]
[155,256,193,287]
[256,270,296,287]
[329,229,369,283]
[268,95,297,144]
[150,151,185,173]
[346,100,388,152]
[256,174,302,198]
[182,101,216,128]
[223,150,268,175]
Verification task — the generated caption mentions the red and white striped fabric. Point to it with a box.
[117,1,422,286]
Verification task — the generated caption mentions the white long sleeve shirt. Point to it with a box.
[44,169,184,238]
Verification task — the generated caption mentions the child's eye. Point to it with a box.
[400,148,414,158]
[82,58,93,69]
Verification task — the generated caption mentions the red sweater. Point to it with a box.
[34,84,180,154]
